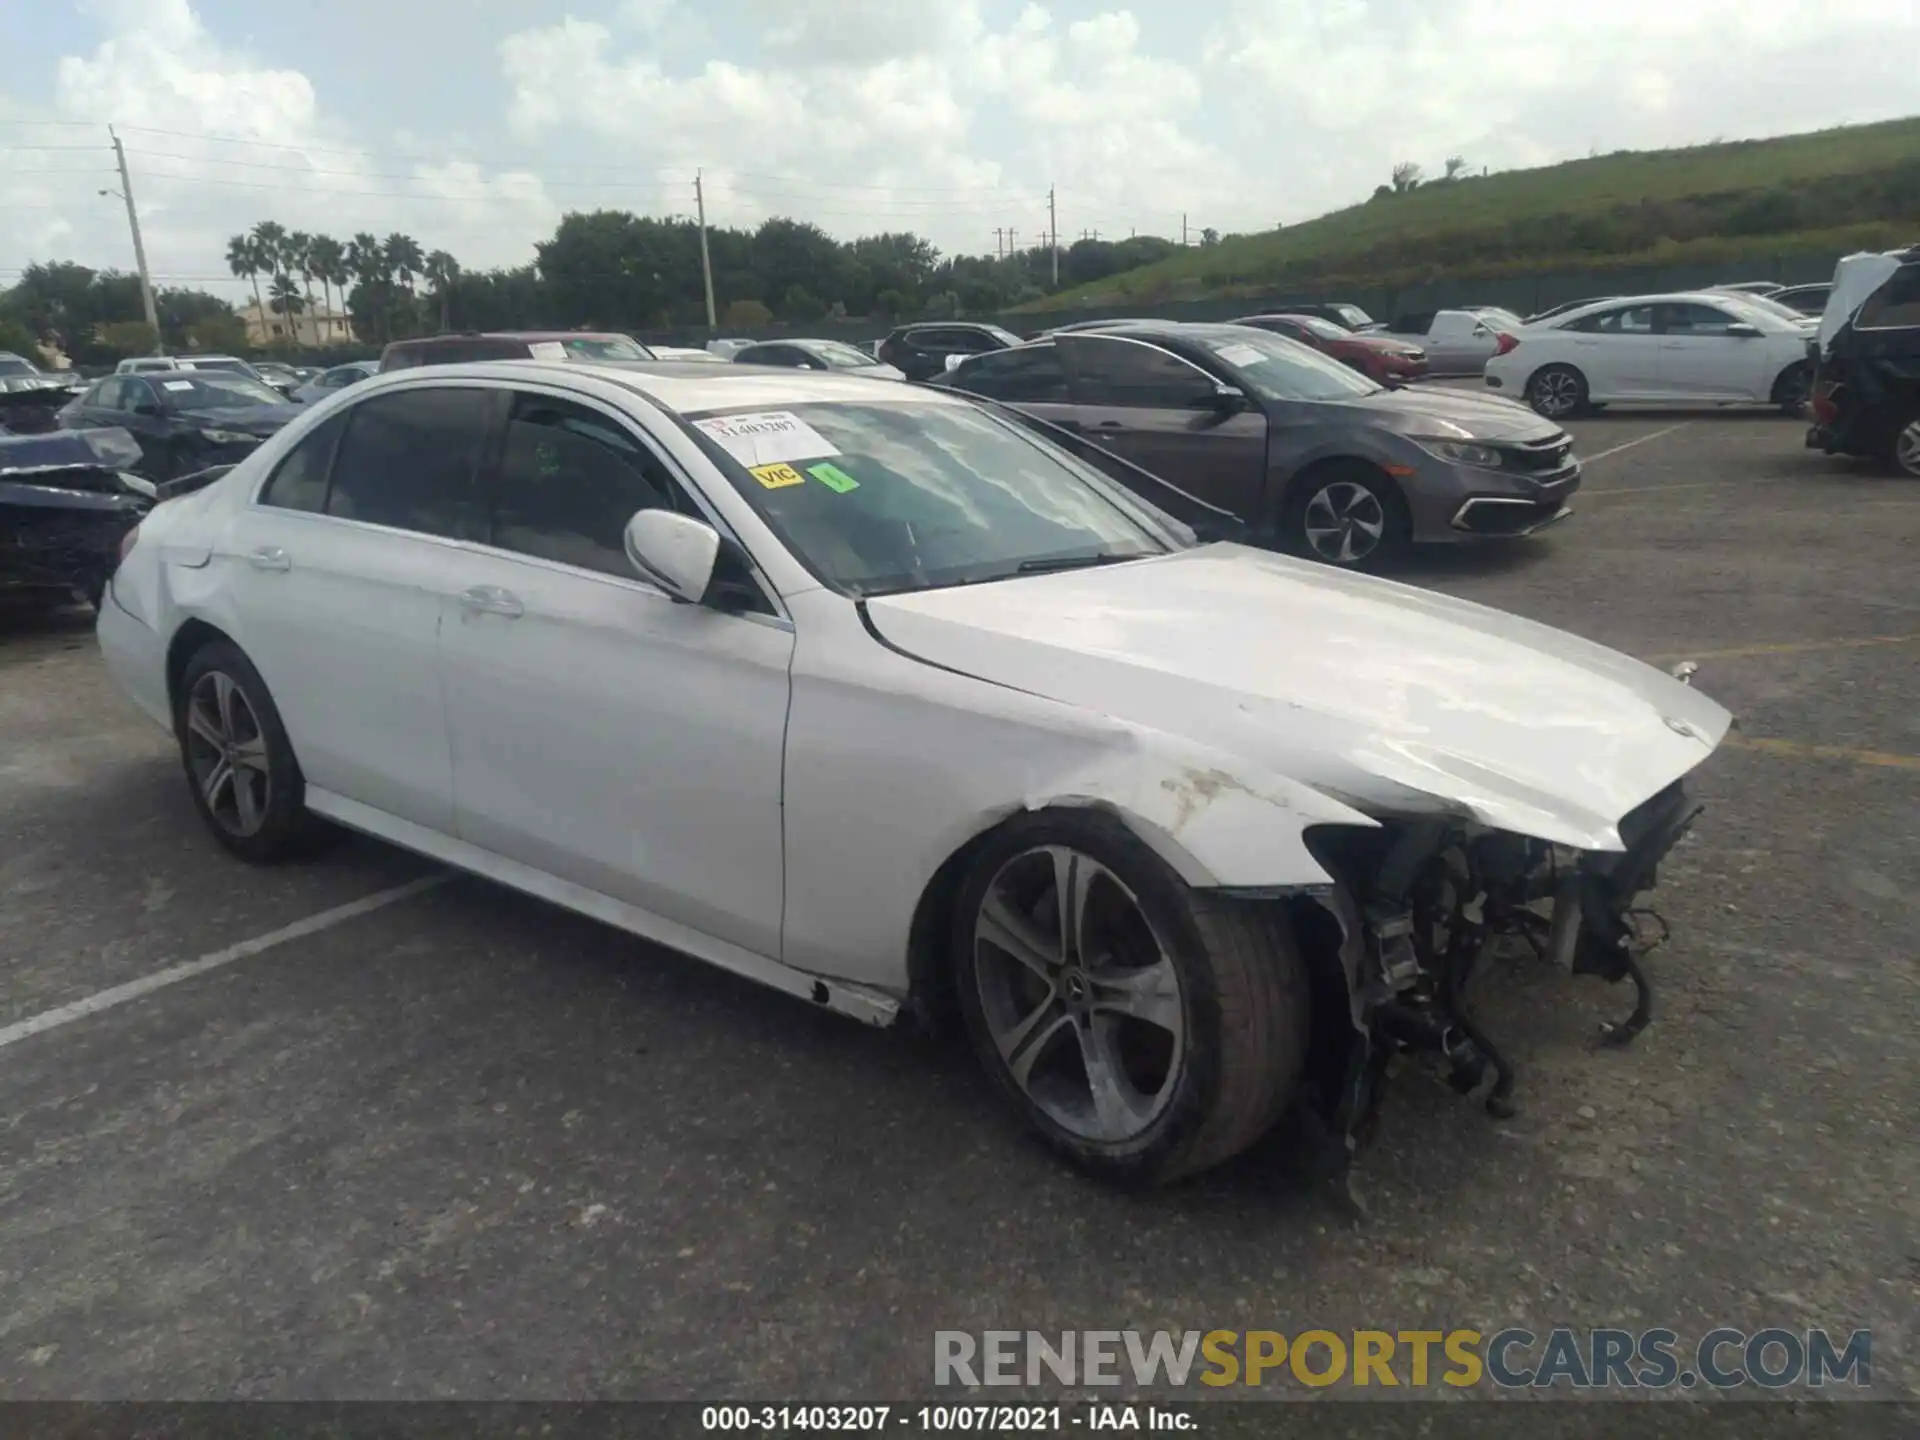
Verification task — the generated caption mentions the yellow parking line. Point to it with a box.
[1723,736,1920,772]
[1647,634,1920,663]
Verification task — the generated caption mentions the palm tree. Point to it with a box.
[226,234,264,339]
[423,250,460,333]
[286,231,318,345]
[384,233,425,295]
[309,234,347,340]
[345,232,388,341]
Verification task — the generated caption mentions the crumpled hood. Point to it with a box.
[185,403,301,435]
[864,544,1733,851]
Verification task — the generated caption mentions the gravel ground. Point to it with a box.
[1,408,1915,1411]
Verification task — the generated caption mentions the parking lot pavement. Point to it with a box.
[1,412,1916,1401]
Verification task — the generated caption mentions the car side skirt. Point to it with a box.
[303,787,903,1029]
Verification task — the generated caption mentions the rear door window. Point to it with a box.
[952,345,1070,402]
[324,386,492,538]
[258,411,349,514]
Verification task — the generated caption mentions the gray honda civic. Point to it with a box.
[934,320,1580,570]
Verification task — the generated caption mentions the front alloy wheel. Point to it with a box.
[973,845,1185,1144]
[1302,480,1388,566]
[953,811,1309,1184]
[1527,364,1587,419]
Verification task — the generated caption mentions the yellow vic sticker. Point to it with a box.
[808,461,860,493]
[749,462,806,489]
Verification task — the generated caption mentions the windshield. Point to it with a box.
[0,355,41,377]
[181,357,254,375]
[1286,315,1351,340]
[982,325,1023,349]
[1333,305,1373,329]
[155,374,285,409]
[1196,329,1382,402]
[1723,292,1810,325]
[809,341,883,369]
[561,335,654,361]
[682,399,1176,596]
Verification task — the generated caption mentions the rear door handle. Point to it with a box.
[459,584,524,618]
[247,546,290,572]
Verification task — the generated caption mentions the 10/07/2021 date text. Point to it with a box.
[702,1405,1191,1432]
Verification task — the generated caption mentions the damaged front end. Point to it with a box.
[1283,776,1705,1199]
[0,426,152,604]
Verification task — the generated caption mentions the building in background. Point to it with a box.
[240,300,356,347]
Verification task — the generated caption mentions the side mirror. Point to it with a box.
[1723,322,1761,338]
[1194,383,1247,413]
[943,353,963,371]
[624,509,720,603]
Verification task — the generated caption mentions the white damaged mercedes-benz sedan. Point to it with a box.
[97,360,1731,1185]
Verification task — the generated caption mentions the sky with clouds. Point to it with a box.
[3,0,1917,303]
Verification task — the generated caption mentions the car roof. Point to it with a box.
[386,331,633,346]
[361,358,974,414]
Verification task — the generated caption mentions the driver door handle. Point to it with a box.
[247,546,290,572]
[459,584,524,618]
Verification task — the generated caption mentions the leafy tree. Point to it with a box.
[309,234,349,330]
[384,233,425,296]
[0,315,41,359]
[1390,161,1423,194]
[1200,227,1220,247]
[781,284,825,321]
[722,298,773,328]
[286,231,319,340]
[95,321,160,360]
[1444,155,1469,181]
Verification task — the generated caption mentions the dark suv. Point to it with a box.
[1808,247,1920,477]
[877,322,1023,381]
[379,331,656,372]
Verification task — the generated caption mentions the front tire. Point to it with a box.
[174,640,320,862]
[1886,412,1920,478]
[952,810,1308,1184]
[1281,462,1411,571]
[1526,363,1589,419]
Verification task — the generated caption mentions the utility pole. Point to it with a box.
[1048,185,1059,286]
[107,127,161,352]
[694,169,717,331]
[993,227,1004,260]
[1182,213,1188,246]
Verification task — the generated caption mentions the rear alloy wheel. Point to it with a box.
[176,640,321,862]
[1893,415,1920,479]
[1771,362,1813,416]
[1284,464,1410,571]
[1526,364,1588,419]
[953,810,1307,1184]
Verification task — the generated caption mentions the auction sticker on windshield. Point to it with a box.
[162,380,195,391]
[527,341,567,360]
[694,410,837,466]
[748,462,806,489]
[1210,342,1265,368]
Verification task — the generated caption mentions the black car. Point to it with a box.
[0,425,151,608]
[935,321,1577,570]
[57,370,301,481]
[730,337,905,377]
[876,322,1024,381]
[1808,249,1920,477]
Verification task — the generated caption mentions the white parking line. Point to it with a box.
[1579,422,1693,465]
[0,874,448,1054]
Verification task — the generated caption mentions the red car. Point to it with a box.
[1231,313,1430,385]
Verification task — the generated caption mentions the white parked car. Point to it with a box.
[1485,292,1817,419]
[97,362,1729,1183]
[1374,309,1518,376]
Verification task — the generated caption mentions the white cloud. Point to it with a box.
[3,0,559,300]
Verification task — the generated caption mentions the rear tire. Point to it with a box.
[174,640,322,863]
[1887,413,1920,478]
[951,809,1308,1185]
[1281,461,1411,571]
[1526,364,1588,419]
[1771,362,1812,417]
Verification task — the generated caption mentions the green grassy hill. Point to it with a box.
[1023,117,1920,311]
